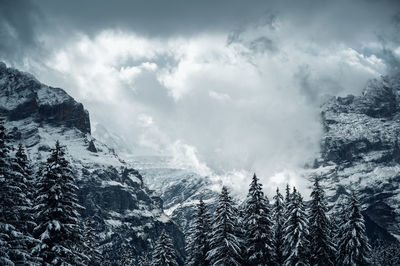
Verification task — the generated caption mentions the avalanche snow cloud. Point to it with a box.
[1,0,400,194]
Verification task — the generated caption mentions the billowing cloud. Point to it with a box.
[1,0,400,196]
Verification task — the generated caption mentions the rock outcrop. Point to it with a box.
[315,73,400,243]
[0,62,90,134]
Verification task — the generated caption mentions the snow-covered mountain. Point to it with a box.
[0,62,185,264]
[313,74,400,242]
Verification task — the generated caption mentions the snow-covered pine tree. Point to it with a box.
[0,120,38,265]
[151,230,178,266]
[11,143,41,264]
[272,188,285,266]
[337,192,371,266]
[283,188,310,266]
[186,198,212,266]
[33,141,86,265]
[285,184,291,206]
[242,173,273,265]
[308,178,336,266]
[206,186,242,266]
[12,144,37,235]
[82,217,102,265]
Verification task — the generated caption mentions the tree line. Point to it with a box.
[181,173,394,266]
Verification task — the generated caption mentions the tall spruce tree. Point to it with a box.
[186,198,212,266]
[33,141,86,265]
[283,189,309,266]
[151,230,178,266]
[337,192,371,266]
[12,143,41,264]
[272,188,285,266]
[12,144,37,235]
[207,186,242,266]
[308,178,336,266]
[242,174,273,265]
[0,120,38,265]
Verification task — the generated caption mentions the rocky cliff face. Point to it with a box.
[0,63,185,264]
[315,73,400,242]
[0,62,90,134]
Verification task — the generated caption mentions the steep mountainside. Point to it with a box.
[0,62,185,264]
[315,74,400,242]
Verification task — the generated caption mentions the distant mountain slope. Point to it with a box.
[0,62,185,264]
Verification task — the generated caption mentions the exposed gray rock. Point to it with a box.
[317,73,400,243]
[0,64,91,134]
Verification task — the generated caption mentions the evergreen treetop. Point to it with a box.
[337,192,371,266]
[33,141,86,265]
[207,186,242,266]
[151,230,178,266]
[242,173,273,265]
[186,198,212,266]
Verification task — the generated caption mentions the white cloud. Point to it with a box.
[25,21,392,197]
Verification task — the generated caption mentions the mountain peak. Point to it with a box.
[0,62,91,134]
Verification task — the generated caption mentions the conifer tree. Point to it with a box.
[151,230,178,266]
[283,189,309,266]
[206,186,242,266]
[186,198,212,266]
[11,143,41,264]
[337,192,371,266]
[242,174,273,265]
[308,178,336,266]
[12,144,36,234]
[285,184,291,206]
[272,188,285,266]
[82,217,102,265]
[33,141,86,265]
[0,120,37,265]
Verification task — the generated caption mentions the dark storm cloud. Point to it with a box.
[33,0,274,37]
[1,0,400,66]
[0,0,43,62]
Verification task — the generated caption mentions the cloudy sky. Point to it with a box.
[1,0,400,194]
